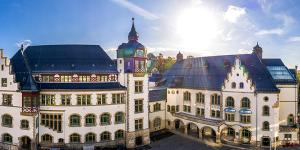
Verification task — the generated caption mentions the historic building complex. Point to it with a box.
[0,19,298,149]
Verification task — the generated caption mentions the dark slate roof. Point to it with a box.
[149,73,163,82]
[262,59,285,66]
[160,54,279,92]
[38,82,126,90]
[10,45,119,91]
[149,89,167,102]
[11,45,117,74]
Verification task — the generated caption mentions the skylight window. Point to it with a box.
[266,66,293,80]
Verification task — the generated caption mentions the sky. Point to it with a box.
[0,0,300,67]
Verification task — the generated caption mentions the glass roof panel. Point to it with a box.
[266,66,293,80]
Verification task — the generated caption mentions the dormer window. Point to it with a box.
[231,82,236,89]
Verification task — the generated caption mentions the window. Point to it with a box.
[287,114,294,125]
[2,133,12,144]
[23,96,38,108]
[231,82,236,89]
[115,130,124,140]
[135,81,143,93]
[211,94,221,105]
[40,94,55,106]
[58,138,64,143]
[40,113,62,132]
[171,106,176,112]
[70,115,80,127]
[183,105,191,113]
[61,95,71,105]
[262,121,270,131]
[85,133,96,143]
[100,113,110,125]
[239,82,244,89]
[2,114,12,127]
[21,120,29,129]
[79,75,90,82]
[211,110,215,117]
[241,97,250,108]
[85,114,96,126]
[211,110,220,118]
[100,131,111,141]
[112,93,125,104]
[167,105,170,112]
[1,78,7,87]
[96,75,108,82]
[153,103,161,112]
[2,94,12,106]
[77,95,91,105]
[41,134,53,143]
[41,75,54,82]
[135,119,143,131]
[1,65,4,71]
[154,118,161,128]
[115,112,124,124]
[70,133,81,143]
[226,97,234,107]
[60,75,72,82]
[240,115,251,124]
[196,92,205,103]
[135,99,143,113]
[97,94,107,105]
[183,91,191,101]
[284,134,292,140]
[176,105,179,112]
[241,129,251,138]
[216,110,220,118]
[263,106,270,116]
[225,113,235,122]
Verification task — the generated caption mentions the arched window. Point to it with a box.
[262,106,270,116]
[20,119,29,129]
[196,92,205,103]
[154,118,161,128]
[115,130,124,140]
[262,121,270,131]
[2,114,12,127]
[183,91,191,101]
[226,97,234,107]
[2,133,12,144]
[70,114,81,127]
[85,133,96,143]
[100,131,111,141]
[41,134,53,143]
[85,114,96,126]
[231,82,236,89]
[287,114,294,125]
[239,82,244,89]
[241,97,250,108]
[115,112,124,124]
[100,113,111,125]
[70,133,81,143]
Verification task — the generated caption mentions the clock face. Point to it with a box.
[136,49,144,57]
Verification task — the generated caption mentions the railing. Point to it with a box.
[21,107,38,116]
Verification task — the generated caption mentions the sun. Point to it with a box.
[177,7,219,50]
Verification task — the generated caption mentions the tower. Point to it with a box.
[176,51,183,62]
[252,42,263,59]
[117,18,150,148]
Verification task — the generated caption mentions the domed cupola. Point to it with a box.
[128,18,139,41]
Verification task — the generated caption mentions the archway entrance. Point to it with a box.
[241,129,251,144]
[187,122,199,138]
[201,126,216,142]
[221,127,235,142]
[174,119,185,133]
[20,136,31,150]
[262,137,271,146]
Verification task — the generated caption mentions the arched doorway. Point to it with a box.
[20,136,31,150]
[201,126,216,142]
[187,122,199,138]
[174,119,185,133]
[241,129,251,144]
[261,136,271,146]
[221,127,235,142]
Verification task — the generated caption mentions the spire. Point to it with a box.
[176,51,183,62]
[128,17,139,41]
[252,42,263,59]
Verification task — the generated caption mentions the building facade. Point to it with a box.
[0,18,298,150]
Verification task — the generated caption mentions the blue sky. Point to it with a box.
[0,0,300,67]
